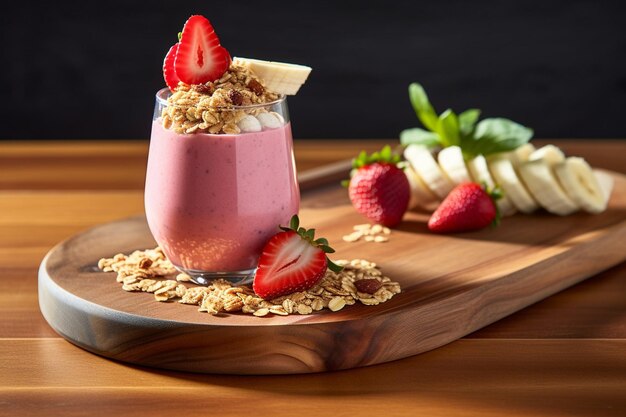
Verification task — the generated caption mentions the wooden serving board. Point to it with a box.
[39,170,626,375]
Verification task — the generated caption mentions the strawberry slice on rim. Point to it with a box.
[163,43,181,91]
[174,15,231,84]
[253,215,343,300]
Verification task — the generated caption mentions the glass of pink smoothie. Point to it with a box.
[145,88,300,285]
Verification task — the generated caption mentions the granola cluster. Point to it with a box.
[97,247,401,317]
[161,63,281,135]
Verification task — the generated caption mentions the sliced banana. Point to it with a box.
[529,144,565,166]
[467,155,517,216]
[594,170,614,205]
[554,157,607,213]
[404,145,454,199]
[403,163,439,211]
[438,146,471,184]
[403,142,611,217]
[233,57,312,95]
[519,159,579,216]
[488,156,539,213]
[509,143,537,168]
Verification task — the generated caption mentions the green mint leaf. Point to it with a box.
[341,179,350,188]
[458,134,485,158]
[437,109,460,147]
[400,128,440,147]
[458,108,481,136]
[289,215,299,231]
[482,137,533,155]
[472,118,533,156]
[475,118,534,143]
[409,83,439,132]
[327,257,344,273]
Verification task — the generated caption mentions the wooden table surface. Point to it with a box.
[1,139,625,416]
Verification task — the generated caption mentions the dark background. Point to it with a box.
[2,0,625,140]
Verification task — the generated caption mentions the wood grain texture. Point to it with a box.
[2,140,624,190]
[0,140,390,190]
[2,140,626,414]
[1,339,625,417]
[37,171,626,374]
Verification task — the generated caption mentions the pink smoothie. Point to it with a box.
[145,121,300,272]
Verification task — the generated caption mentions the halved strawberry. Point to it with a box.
[174,15,231,84]
[253,215,342,300]
[163,43,181,91]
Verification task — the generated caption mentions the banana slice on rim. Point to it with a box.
[233,57,312,95]
[554,157,607,213]
[404,145,454,199]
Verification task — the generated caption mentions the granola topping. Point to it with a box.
[160,63,281,135]
[97,247,401,317]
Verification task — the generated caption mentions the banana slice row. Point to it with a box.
[403,143,612,216]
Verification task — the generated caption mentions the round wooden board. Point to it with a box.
[38,215,415,375]
[39,171,626,375]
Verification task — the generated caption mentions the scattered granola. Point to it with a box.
[342,223,391,243]
[161,62,281,135]
[97,247,401,316]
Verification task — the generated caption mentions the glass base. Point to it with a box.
[175,266,256,286]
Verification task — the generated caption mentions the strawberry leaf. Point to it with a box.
[289,215,299,231]
[314,237,329,246]
[319,245,335,253]
[380,145,392,160]
[327,257,343,273]
[351,145,402,170]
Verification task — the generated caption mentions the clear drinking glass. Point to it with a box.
[145,88,300,285]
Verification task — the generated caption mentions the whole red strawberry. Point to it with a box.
[428,182,500,233]
[253,215,342,300]
[347,146,410,227]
